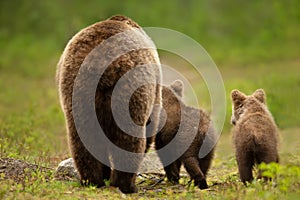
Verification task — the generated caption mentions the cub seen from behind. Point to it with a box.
[231,89,279,184]
[154,80,217,190]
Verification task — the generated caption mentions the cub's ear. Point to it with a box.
[170,80,183,97]
[253,89,266,104]
[231,89,246,106]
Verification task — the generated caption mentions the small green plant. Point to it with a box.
[258,162,280,180]
[104,179,110,187]
[257,162,300,193]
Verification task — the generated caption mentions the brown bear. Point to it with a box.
[154,80,217,190]
[56,15,162,193]
[230,89,279,184]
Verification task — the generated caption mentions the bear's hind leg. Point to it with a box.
[109,150,141,193]
[109,134,145,193]
[110,170,138,193]
[183,157,208,189]
[236,150,254,184]
[72,144,108,187]
[102,165,111,181]
[164,159,181,183]
[66,115,110,187]
[198,151,214,176]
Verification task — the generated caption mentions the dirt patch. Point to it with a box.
[0,155,189,190]
[0,157,53,182]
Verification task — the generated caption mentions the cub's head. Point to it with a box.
[157,80,184,131]
[169,80,184,98]
[230,89,266,125]
[161,80,183,113]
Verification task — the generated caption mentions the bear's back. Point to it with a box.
[57,16,160,111]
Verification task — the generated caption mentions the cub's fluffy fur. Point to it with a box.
[155,80,217,189]
[231,89,279,183]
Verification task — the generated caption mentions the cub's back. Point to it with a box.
[233,113,278,151]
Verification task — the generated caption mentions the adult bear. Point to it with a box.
[56,15,162,193]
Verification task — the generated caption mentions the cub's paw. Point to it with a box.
[196,179,208,190]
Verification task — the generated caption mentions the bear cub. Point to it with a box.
[230,89,279,184]
[155,80,217,190]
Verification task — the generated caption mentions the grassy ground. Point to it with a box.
[1,1,300,199]
[0,58,299,199]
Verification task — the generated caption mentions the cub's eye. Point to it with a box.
[237,104,243,109]
[238,108,243,115]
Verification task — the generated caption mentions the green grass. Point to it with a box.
[222,60,300,131]
[1,153,299,199]
[162,55,300,132]
[1,1,300,199]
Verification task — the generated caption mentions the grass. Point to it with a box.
[1,57,299,199]
[1,1,300,199]
[0,152,299,199]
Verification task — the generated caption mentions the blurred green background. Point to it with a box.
[0,0,300,160]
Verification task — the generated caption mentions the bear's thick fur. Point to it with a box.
[231,89,279,184]
[56,15,161,193]
[154,80,216,190]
